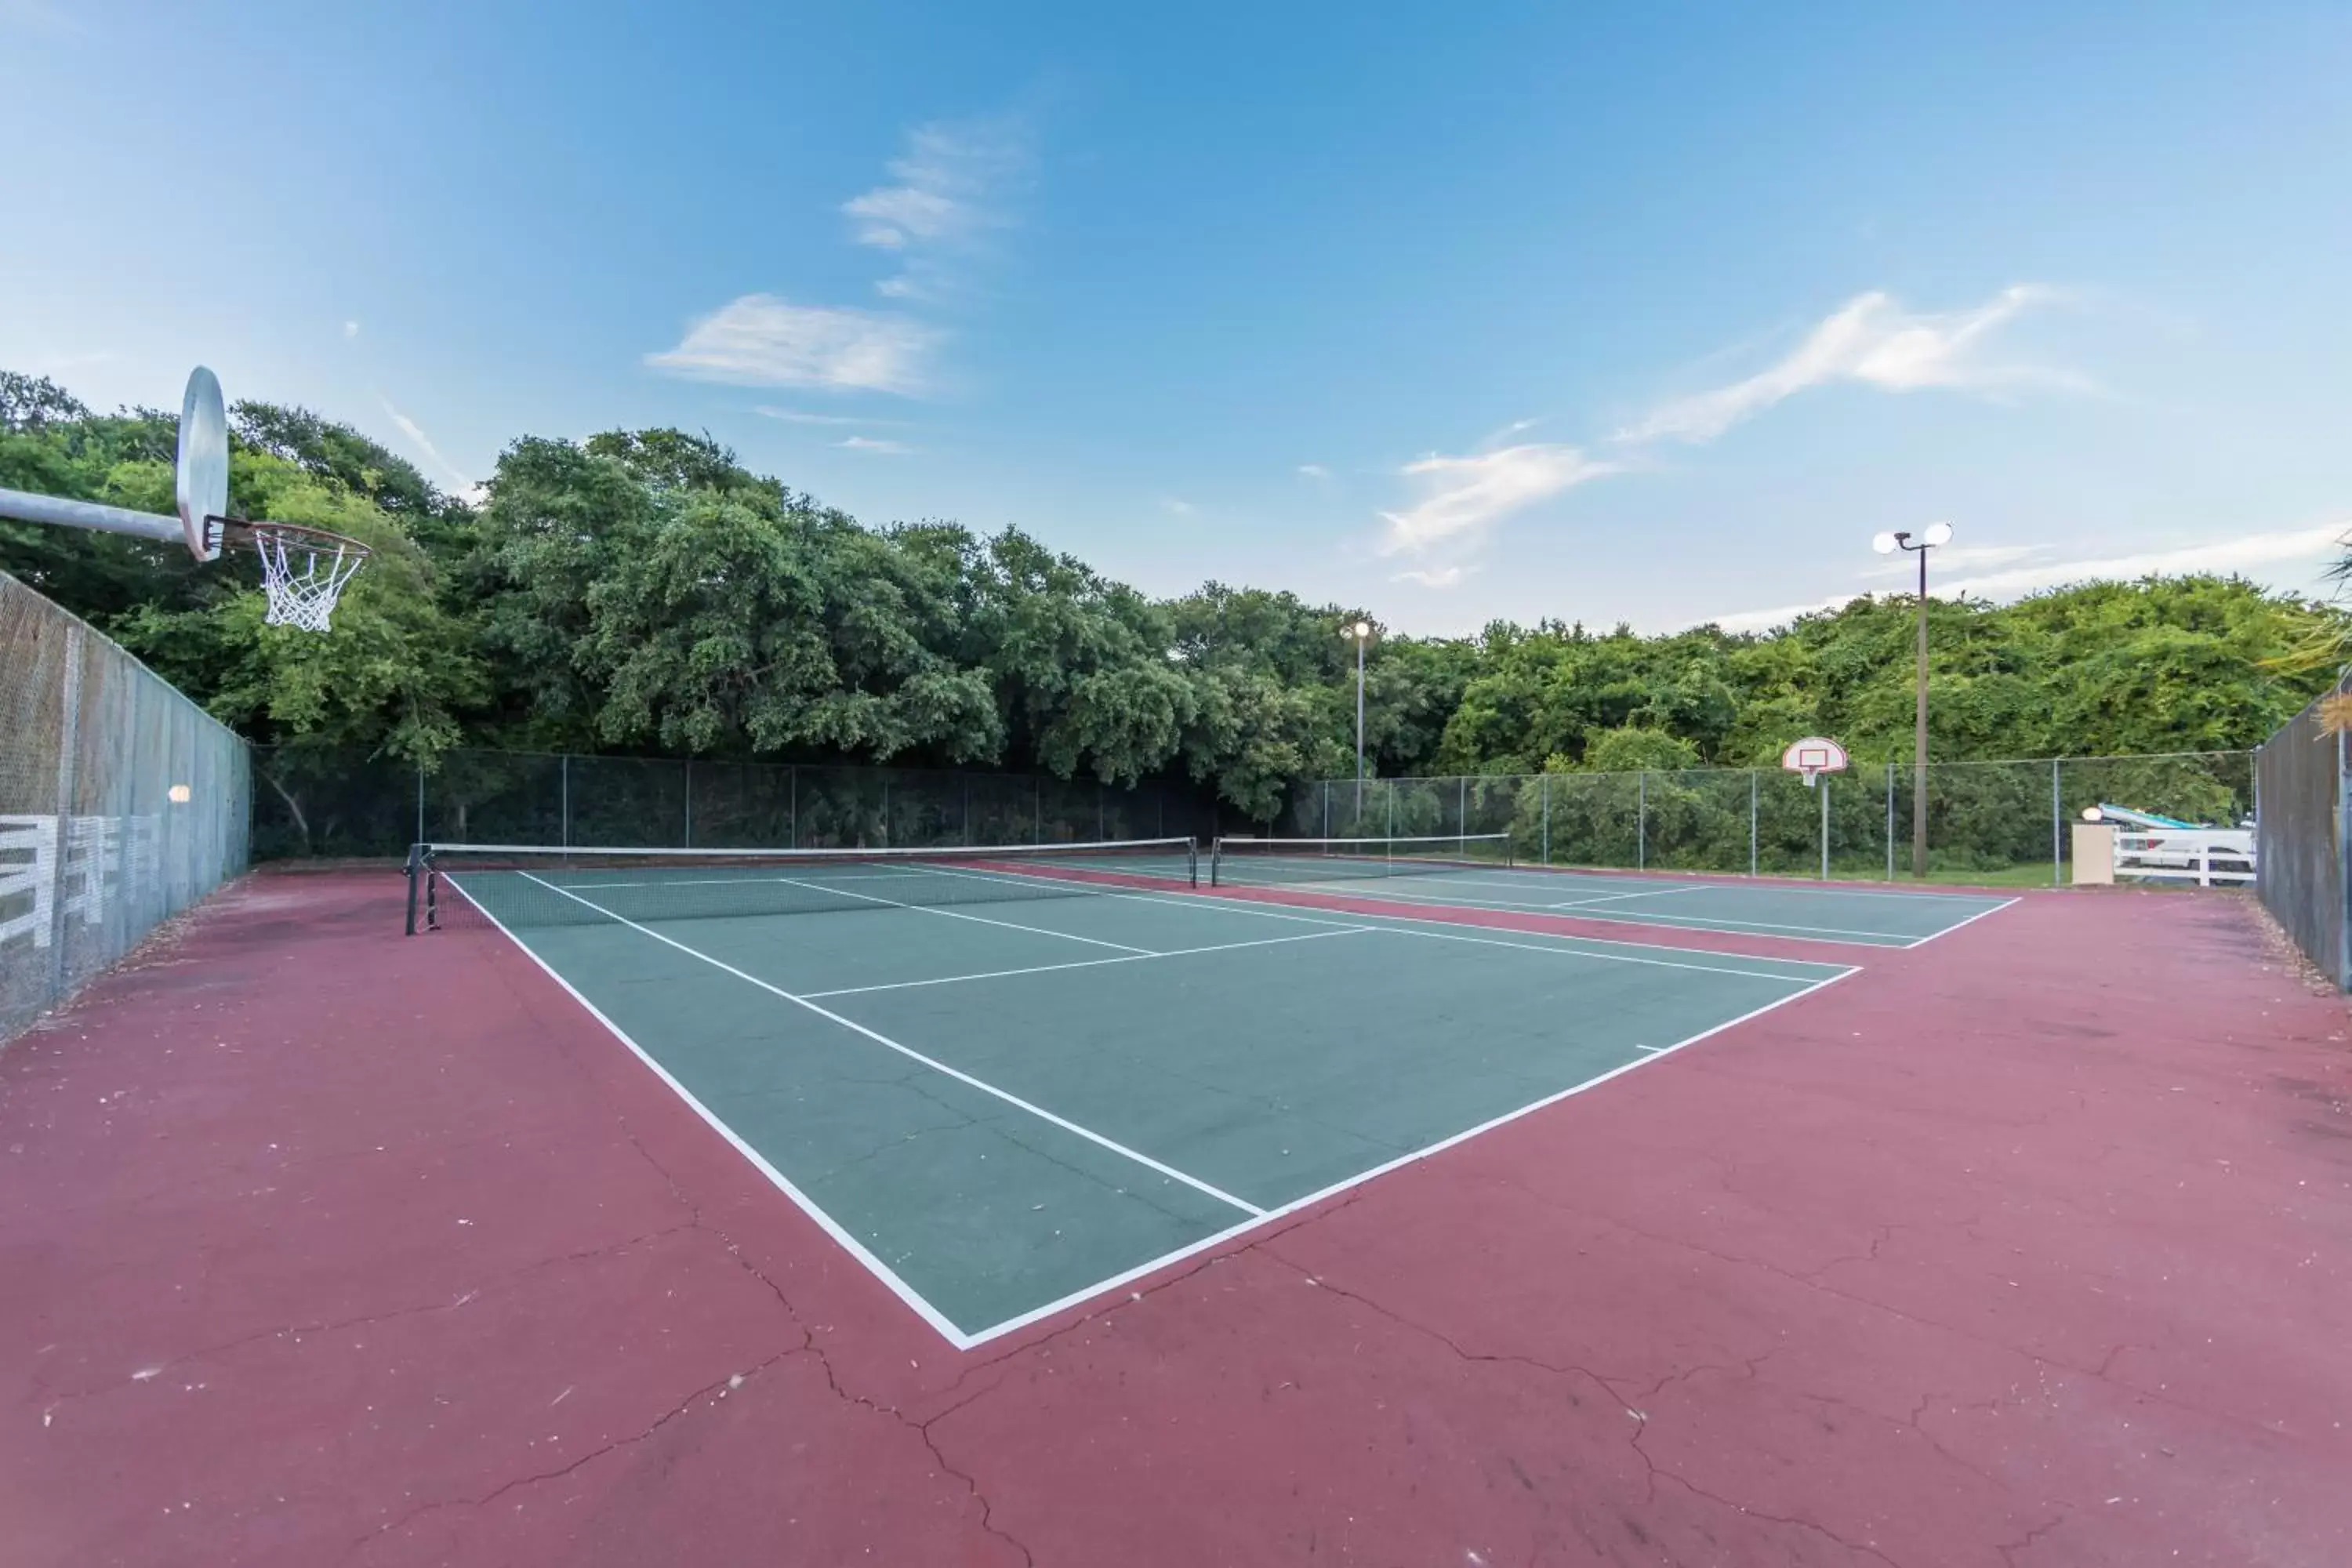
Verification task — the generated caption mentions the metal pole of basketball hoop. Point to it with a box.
[1782,737,1849,880]
[1873,522,1953,879]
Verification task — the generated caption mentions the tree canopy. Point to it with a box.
[2,367,2340,825]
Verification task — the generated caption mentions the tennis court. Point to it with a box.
[1210,836,2016,947]
[419,840,1854,1345]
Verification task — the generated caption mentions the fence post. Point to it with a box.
[2051,757,2062,887]
[1541,773,1550,866]
[1386,784,1394,839]
[416,760,426,849]
[882,779,891,847]
[1457,775,1466,849]
[1033,779,1042,844]
[2338,729,2350,989]
[789,764,797,849]
[1885,762,1894,882]
[683,759,692,848]
[561,754,570,849]
[46,624,83,987]
[1098,781,1106,842]
[1638,771,1646,871]
[1749,769,1757,877]
[1323,781,1330,839]
[964,779,971,845]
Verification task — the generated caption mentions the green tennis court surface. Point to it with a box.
[1212,851,2015,947]
[445,857,1853,1345]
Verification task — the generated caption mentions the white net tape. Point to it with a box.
[252,528,368,633]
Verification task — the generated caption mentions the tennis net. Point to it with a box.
[405,837,1199,934]
[1210,833,1512,887]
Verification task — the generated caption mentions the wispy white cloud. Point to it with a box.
[647,295,938,395]
[844,116,1032,300]
[1298,463,1331,480]
[833,435,915,456]
[1392,564,1472,589]
[1939,524,2342,597]
[1378,443,1616,556]
[1708,596,1864,634]
[343,320,360,340]
[1163,498,1196,517]
[1707,524,2346,633]
[380,400,473,490]
[755,405,913,427]
[1617,287,2081,446]
[1859,541,2053,579]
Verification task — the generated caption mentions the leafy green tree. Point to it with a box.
[1578,725,1701,773]
[6,362,2345,846]
[114,455,486,764]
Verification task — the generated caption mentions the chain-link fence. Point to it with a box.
[252,746,1218,861]
[2255,682,2347,986]
[2,570,251,1041]
[1296,750,2256,887]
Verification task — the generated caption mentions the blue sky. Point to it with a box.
[5,1,2348,635]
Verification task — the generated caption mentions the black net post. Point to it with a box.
[403,843,425,935]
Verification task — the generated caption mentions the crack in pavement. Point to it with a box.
[924,1188,1378,1403]
[620,1122,1036,1566]
[26,1220,699,1408]
[1463,1169,2297,1441]
[343,1348,800,1560]
[1254,1240,1637,1410]
[1640,1460,1909,1568]
[1994,1512,2071,1566]
[1237,1249,1912,1568]
[338,1128,1035,1567]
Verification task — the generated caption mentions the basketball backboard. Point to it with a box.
[1780,735,1850,789]
[176,367,228,561]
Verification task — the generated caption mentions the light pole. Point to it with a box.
[1872,521,1953,879]
[1342,619,1374,824]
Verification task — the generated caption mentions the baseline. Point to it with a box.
[1212,879,1932,946]
[956,960,1857,1346]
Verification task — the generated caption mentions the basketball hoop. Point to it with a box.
[1780,735,1850,789]
[219,520,372,633]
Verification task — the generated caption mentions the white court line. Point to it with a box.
[563,869,1003,891]
[799,926,1372,1000]
[1546,885,1709,909]
[956,964,1860,1348]
[1899,895,2024,949]
[437,878,975,1347]
[1491,865,2021,903]
[1228,874,1702,915]
[556,862,1199,895]
[1230,859,2013,906]
[764,872,1156,955]
[515,872,1265,1220]
[910,863,1846,985]
[471,863,1853,1349]
[1219,877,1926,946]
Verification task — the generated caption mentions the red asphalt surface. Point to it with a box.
[3,870,2348,1567]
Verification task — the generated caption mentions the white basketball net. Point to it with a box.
[251,525,368,633]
